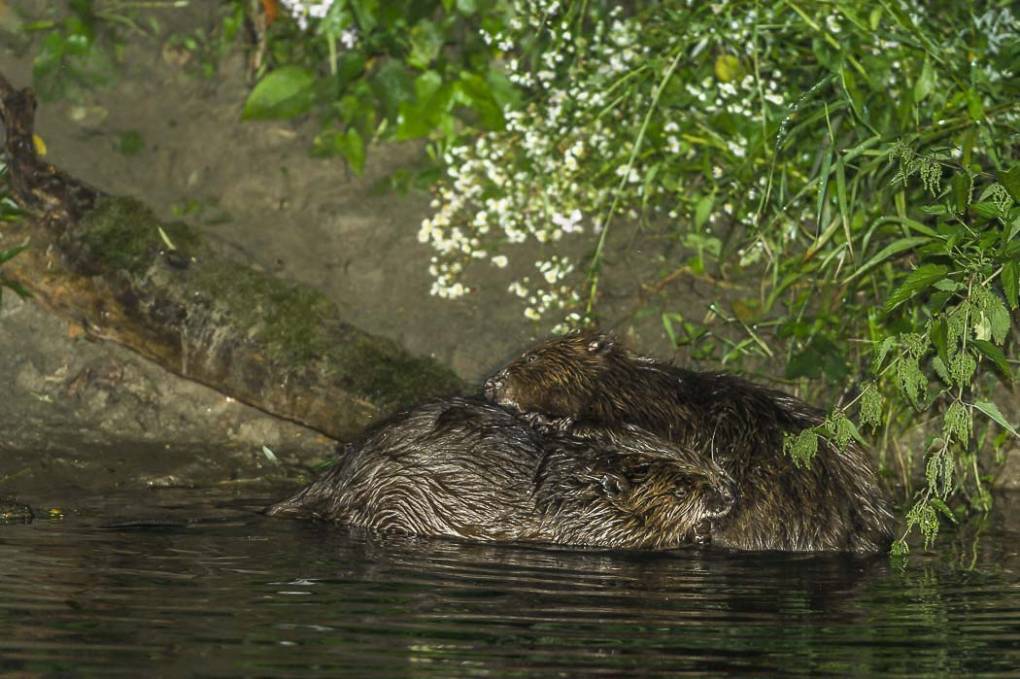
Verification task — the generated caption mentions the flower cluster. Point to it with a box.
[278,0,330,31]
[419,0,1019,334]
[278,0,359,47]
[420,3,660,324]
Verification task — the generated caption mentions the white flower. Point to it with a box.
[551,209,583,233]
[340,28,358,50]
[280,0,331,30]
[491,255,508,268]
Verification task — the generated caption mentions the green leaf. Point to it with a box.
[336,128,365,175]
[871,336,896,372]
[972,201,1005,219]
[884,264,949,312]
[395,71,455,140]
[846,236,932,283]
[816,146,832,230]
[840,66,864,119]
[0,244,29,265]
[987,295,1011,344]
[971,339,1012,382]
[242,66,316,120]
[349,0,379,32]
[457,71,504,130]
[371,60,414,121]
[694,193,714,230]
[950,172,972,214]
[1002,260,1019,309]
[966,88,985,121]
[929,498,958,524]
[931,355,951,385]
[972,400,1019,438]
[835,158,851,251]
[997,164,1020,202]
[913,58,936,102]
[407,19,443,70]
[0,277,30,300]
[930,317,949,365]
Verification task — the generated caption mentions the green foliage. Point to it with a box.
[23,0,120,101]
[784,428,818,468]
[242,65,318,119]
[418,0,1020,552]
[242,0,515,174]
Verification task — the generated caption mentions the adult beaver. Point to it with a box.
[484,331,895,553]
[267,397,735,550]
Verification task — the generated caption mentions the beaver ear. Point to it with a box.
[587,335,615,355]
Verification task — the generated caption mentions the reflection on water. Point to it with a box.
[1,487,1019,676]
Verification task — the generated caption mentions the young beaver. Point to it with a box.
[267,398,735,550]
[484,332,895,553]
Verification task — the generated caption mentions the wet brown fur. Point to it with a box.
[267,398,735,550]
[484,331,895,552]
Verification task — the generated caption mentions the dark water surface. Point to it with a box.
[2,487,1019,677]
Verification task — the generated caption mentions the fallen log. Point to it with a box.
[0,73,463,441]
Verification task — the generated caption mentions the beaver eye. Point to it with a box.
[526,354,538,364]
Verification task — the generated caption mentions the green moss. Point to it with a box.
[77,196,201,274]
[334,331,464,409]
[77,197,463,404]
[192,260,462,399]
[193,262,335,364]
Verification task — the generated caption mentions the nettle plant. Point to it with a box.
[419,0,1020,551]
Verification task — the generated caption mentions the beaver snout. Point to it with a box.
[483,371,507,402]
[704,483,736,520]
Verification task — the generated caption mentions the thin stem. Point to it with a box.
[585,46,684,316]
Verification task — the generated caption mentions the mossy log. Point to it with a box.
[0,74,462,441]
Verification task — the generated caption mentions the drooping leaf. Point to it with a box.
[987,295,1011,344]
[884,264,949,312]
[0,244,29,265]
[871,336,896,372]
[242,66,317,120]
[997,164,1020,202]
[913,58,936,102]
[846,236,932,282]
[457,71,504,130]
[972,400,1019,438]
[1002,259,1019,309]
[336,127,365,175]
[970,339,1012,382]
[694,193,714,230]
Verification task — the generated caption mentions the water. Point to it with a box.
[2,486,1019,676]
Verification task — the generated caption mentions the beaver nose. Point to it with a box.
[705,484,735,519]
[483,373,504,400]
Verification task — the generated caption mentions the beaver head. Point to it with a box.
[611,455,735,546]
[485,331,629,419]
